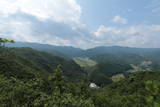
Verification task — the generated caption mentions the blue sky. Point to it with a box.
[0,0,160,48]
[78,0,160,28]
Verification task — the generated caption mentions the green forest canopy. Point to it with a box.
[0,38,160,106]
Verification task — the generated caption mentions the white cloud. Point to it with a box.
[0,0,160,49]
[0,0,81,23]
[1,12,160,49]
[0,0,92,48]
[0,20,37,42]
[93,24,160,48]
[112,15,128,24]
[147,0,160,16]
[0,12,93,48]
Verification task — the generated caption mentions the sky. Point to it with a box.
[0,0,160,49]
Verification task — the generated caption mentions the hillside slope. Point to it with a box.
[91,71,160,107]
[8,42,85,58]
[0,47,86,81]
[0,47,160,106]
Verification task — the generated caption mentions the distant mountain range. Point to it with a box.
[2,43,160,106]
[8,42,84,58]
[8,42,160,58]
[8,42,160,72]
[8,42,160,86]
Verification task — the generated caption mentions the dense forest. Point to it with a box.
[0,39,160,107]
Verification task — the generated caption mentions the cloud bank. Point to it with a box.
[0,0,81,23]
[0,0,160,49]
[93,25,160,48]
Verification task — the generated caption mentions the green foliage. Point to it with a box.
[1,47,160,107]
[0,47,86,81]
[47,66,94,107]
[90,72,160,107]
[111,74,125,82]
[145,80,160,107]
[49,65,65,94]
[0,38,15,47]
[74,57,97,68]
[0,65,94,107]
[89,61,131,86]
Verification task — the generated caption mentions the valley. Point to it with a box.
[0,41,160,106]
[0,0,160,106]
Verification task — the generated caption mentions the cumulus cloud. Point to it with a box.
[112,15,128,24]
[0,0,93,48]
[0,12,93,48]
[0,20,34,42]
[0,0,160,49]
[1,11,160,49]
[0,0,81,23]
[93,24,160,48]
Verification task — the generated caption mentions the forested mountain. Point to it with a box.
[0,47,94,106]
[0,47,86,81]
[1,0,160,106]
[8,42,160,86]
[86,47,160,86]
[1,42,160,106]
[9,42,160,59]
[92,71,160,107]
[8,42,85,58]
[0,46,160,106]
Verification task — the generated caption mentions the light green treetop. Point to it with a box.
[0,37,15,47]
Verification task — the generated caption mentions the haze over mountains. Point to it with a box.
[8,42,160,58]
[9,42,160,70]
[1,44,160,106]
[1,41,160,106]
[7,42,160,86]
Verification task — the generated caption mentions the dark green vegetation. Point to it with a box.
[92,72,160,107]
[9,42,160,86]
[1,42,160,106]
[0,47,86,82]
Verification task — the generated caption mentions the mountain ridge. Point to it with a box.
[8,42,160,58]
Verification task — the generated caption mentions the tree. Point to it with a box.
[145,80,160,107]
[48,65,65,94]
[0,38,15,47]
[47,65,95,107]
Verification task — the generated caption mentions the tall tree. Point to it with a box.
[49,65,65,94]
